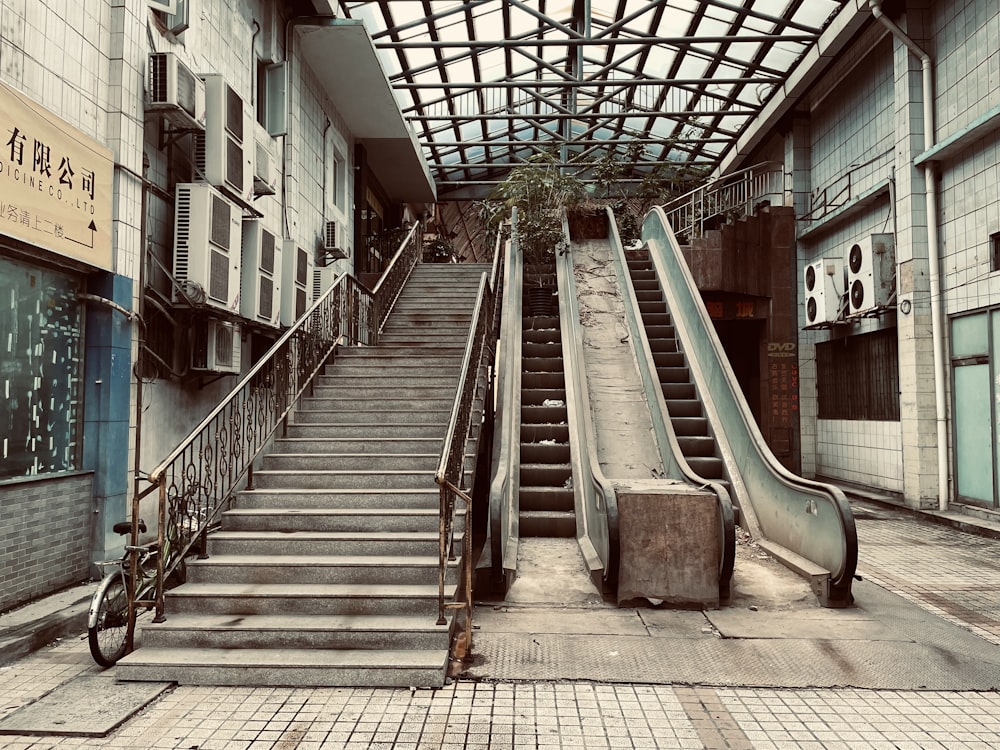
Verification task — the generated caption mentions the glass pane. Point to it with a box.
[0,257,82,479]
[954,364,994,503]
[952,312,988,358]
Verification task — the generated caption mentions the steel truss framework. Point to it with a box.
[340,0,844,201]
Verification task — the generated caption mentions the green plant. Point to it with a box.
[489,151,585,266]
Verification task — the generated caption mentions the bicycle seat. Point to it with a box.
[112,519,147,536]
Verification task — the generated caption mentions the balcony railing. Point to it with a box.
[125,223,422,649]
[660,161,784,241]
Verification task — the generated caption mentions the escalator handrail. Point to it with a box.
[643,206,857,606]
[557,210,620,588]
[607,206,735,602]
[488,212,524,584]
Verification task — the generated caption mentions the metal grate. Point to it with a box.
[816,329,899,421]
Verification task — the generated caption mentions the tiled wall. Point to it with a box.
[816,420,904,493]
[933,0,1000,318]
[138,0,357,467]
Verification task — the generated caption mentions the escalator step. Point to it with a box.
[522,357,565,373]
[523,342,563,358]
[523,316,559,330]
[648,338,679,353]
[645,325,676,339]
[652,351,684,368]
[523,328,560,344]
[521,442,571,464]
[641,312,671,326]
[519,486,574,512]
[661,382,696,400]
[520,464,572,486]
[634,290,662,303]
[519,510,576,538]
[656,366,690,383]
[639,301,667,316]
[521,388,567,407]
[521,406,567,424]
[665,399,703,418]
[677,435,716,457]
[672,416,710,436]
[686,456,726,479]
[521,424,570,443]
[522,372,565,389]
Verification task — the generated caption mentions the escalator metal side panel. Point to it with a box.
[556,211,618,590]
[641,206,857,607]
[488,229,523,594]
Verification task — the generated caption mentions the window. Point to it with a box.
[0,257,83,479]
[256,59,286,136]
[816,329,899,420]
[991,231,1000,273]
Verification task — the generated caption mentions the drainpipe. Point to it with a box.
[869,0,948,511]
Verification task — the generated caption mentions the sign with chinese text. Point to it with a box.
[0,80,113,270]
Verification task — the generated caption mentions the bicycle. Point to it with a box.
[87,519,159,667]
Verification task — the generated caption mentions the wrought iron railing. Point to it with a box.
[126,225,422,648]
[660,161,784,240]
[370,223,422,335]
[434,238,503,648]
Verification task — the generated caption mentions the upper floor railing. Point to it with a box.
[126,223,422,646]
[660,161,784,241]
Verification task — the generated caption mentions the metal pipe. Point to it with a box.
[869,0,948,510]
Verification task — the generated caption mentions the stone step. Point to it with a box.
[115,646,449,688]
[253,469,454,490]
[309,386,456,399]
[284,423,445,439]
[221,507,461,533]
[163,582,451,616]
[272,437,444,454]
[262,453,463,472]
[234,488,439,510]
[185,554,453,585]
[292,410,450,425]
[138,614,450,652]
[206,530,442,557]
[315,375,456,389]
[299,397,455,412]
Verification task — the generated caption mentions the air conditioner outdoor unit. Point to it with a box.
[196,75,253,204]
[240,219,282,327]
[803,257,844,326]
[191,319,242,374]
[319,220,349,263]
[253,137,277,196]
[280,241,315,326]
[313,264,338,302]
[847,233,896,316]
[147,52,206,131]
[172,183,242,312]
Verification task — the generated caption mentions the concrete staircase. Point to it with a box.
[116,263,490,687]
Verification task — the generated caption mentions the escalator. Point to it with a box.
[626,252,729,490]
[610,206,858,607]
[519,267,575,539]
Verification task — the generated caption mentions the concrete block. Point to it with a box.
[615,481,720,609]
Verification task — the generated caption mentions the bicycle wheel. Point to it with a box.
[88,575,130,667]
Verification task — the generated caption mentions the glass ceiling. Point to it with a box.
[339,0,846,201]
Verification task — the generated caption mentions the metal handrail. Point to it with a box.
[660,161,784,240]
[643,206,857,606]
[434,272,495,647]
[371,222,423,335]
[129,227,422,642]
[557,209,619,588]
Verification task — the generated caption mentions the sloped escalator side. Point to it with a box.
[606,207,735,604]
[641,207,857,607]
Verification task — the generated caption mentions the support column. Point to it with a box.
[889,4,940,509]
